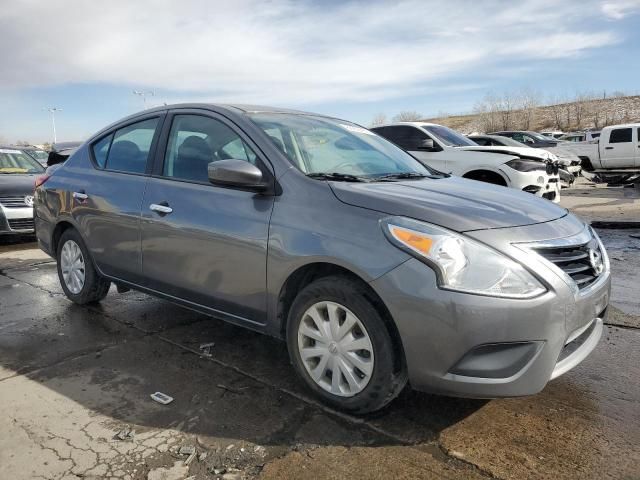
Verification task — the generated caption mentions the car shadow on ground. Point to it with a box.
[1,262,487,448]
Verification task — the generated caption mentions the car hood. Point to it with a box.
[457,145,551,161]
[0,174,38,197]
[330,176,567,232]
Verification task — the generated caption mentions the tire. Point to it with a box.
[56,228,110,304]
[286,276,407,414]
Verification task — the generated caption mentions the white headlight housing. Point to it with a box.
[382,217,546,299]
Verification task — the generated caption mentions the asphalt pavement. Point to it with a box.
[0,225,638,480]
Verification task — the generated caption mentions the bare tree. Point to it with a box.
[548,95,566,130]
[473,93,501,132]
[572,92,592,129]
[498,93,517,130]
[16,140,31,146]
[392,111,423,122]
[369,112,387,127]
[517,88,540,130]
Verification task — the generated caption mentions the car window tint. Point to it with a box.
[105,118,158,173]
[92,133,113,168]
[609,128,632,143]
[163,115,257,183]
[384,126,427,150]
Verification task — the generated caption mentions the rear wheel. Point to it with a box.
[57,229,110,304]
[286,276,407,414]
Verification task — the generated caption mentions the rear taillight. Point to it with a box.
[35,174,51,189]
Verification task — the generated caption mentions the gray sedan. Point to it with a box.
[34,104,610,413]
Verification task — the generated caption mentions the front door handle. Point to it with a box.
[72,191,88,200]
[605,146,614,150]
[150,203,173,215]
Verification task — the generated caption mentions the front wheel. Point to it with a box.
[286,276,407,414]
[56,228,110,304]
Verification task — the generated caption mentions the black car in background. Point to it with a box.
[489,131,560,148]
[0,146,45,235]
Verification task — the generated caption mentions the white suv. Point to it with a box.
[371,123,560,203]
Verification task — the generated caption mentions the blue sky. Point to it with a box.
[1,0,639,144]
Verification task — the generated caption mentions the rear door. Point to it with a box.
[601,127,635,168]
[140,110,274,325]
[78,114,164,283]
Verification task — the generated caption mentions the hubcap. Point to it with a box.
[297,301,374,397]
[60,240,85,294]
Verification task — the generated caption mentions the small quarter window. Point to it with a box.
[92,134,113,168]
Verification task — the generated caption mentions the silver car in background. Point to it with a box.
[34,104,610,413]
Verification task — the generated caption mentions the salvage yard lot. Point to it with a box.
[0,187,639,480]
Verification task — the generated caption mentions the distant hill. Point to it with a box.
[424,95,640,134]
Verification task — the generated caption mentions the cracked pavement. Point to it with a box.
[0,228,639,480]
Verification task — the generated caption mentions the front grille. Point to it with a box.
[8,218,34,231]
[0,196,29,208]
[535,237,602,290]
[548,177,559,183]
[542,191,557,201]
[546,163,559,175]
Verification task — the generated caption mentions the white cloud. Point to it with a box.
[601,0,640,19]
[0,0,627,105]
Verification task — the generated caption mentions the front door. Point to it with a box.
[140,112,275,325]
[602,127,636,168]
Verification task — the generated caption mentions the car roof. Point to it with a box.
[88,103,343,143]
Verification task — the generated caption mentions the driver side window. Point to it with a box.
[163,115,257,183]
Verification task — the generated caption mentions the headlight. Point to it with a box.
[381,217,546,299]
[505,159,546,172]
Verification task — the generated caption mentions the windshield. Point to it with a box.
[421,125,476,147]
[491,136,532,148]
[248,113,433,178]
[0,149,45,174]
[528,132,554,142]
[25,149,49,161]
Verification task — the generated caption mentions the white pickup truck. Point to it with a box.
[561,123,640,171]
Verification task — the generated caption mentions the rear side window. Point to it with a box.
[609,128,632,143]
[92,134,113,168]
[91,118,159,173]
[383,126,428,150]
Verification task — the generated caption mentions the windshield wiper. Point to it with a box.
[373,172,431,181]
[306,172,369,182]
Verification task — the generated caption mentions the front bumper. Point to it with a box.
[371,218,610,398]
[502,167,561,203]
[0,205,34,234]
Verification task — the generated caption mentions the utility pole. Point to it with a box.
[44,107,62,144]
[133,90,155,109]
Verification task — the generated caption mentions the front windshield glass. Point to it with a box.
[25,149,49,161]
[529,132,553,142]
[0,149,45,174]
[248,113,433,178]
[421,125,476,147]
[491,136,532,148]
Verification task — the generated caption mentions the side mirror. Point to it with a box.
[417,138,435,150]
[208,159,266,191]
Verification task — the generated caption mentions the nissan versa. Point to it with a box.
[34,104,611,413]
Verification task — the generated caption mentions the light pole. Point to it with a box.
[133,90,155,109]
[44,107,62,144]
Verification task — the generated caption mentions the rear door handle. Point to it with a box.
[72,191,88,200]
[149,203,173,214]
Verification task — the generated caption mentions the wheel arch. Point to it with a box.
[462,168,509,186]
[276,262,406,373]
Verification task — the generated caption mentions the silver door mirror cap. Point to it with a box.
[208,159,266,190]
